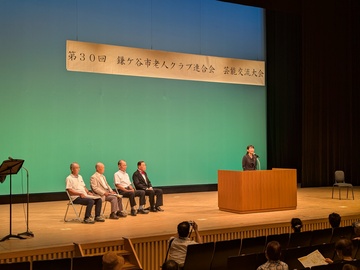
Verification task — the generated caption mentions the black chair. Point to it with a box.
[0,261,30,270]
[288,231,313,248]
[210,239,241,270]
[266,233,290,249]
[72,255,103,270]
[227,252,266,270]
[312,243,336,261]
[352,239,360,259]
[311,228,333,246]
[32,258,71,270]
[331,226,354,243]
[283,246,314,270]
[346,259,360,269]
[240,235,266,255]
[311,262,347,270]
[354,240,360,260]
[183,242,215,270]
[332,170,354,200]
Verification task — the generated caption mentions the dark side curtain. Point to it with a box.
[266,0,360,187]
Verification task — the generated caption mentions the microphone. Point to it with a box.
[254,153,259,158]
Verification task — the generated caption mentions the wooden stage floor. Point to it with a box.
[1,187,360,255]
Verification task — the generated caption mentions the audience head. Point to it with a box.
[329,212,341,228]
[177,221,191,238]
[102,252,124,270]
[265,241,282,261]
[335,238,353,259]
[162,260,179,270]
[291,218,303,233]
[342,264,357,270]
[353,221,360,237]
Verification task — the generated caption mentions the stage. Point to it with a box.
[0,187,359,269]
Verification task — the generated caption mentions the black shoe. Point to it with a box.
[116,211,127,217]
[109,212,119,220]
[95,216,105,222]
[131,209,137,216]
[83,217,95,224]
[150,207,157,212]
[137,209,149,214]
[156,206,164,212]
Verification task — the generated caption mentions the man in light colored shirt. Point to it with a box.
[114,160,149,216]
[65,162,104,224]
[168,221,202,267]
[90,162,127,219]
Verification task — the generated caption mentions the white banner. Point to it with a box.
[66,40,265,86]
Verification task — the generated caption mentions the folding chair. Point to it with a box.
[114,186,130,212]
[332,170,354,200]
[101,200,109,217]
[64,190,83,222]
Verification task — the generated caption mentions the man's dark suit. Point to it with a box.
[132,170,163,209]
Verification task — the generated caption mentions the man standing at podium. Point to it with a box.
[242,145,258,171]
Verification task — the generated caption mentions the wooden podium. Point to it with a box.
[218,169,297,214]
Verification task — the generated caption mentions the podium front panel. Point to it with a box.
[218,169,297,213]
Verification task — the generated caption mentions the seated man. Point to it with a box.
[65,162,104,224]
[90,162,127,219]
[114,160,149,216]
[168,221,202,267]
[257,241,288,270]
[132,161,164,212]
[325,238,354,264]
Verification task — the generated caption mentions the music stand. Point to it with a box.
[0,159,26,241]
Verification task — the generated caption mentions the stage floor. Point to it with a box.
[0,187,359,254]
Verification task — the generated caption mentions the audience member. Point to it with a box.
[102,251,125,270]
[162,260,179,270]
[91,162,127,219]
[114,160,149,216]
[329,212,341,228]
[257,241,288,270]
[66,162,104,224]
[325,238,354,264]
[132,161,164,212]
[342,264,357,270]
[291,218,303,233]
[352,221,360,240]
[242,144,258,171]
[167,221,203,267]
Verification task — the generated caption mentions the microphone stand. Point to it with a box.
[18,166,34,238]
[256,157,261,170]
